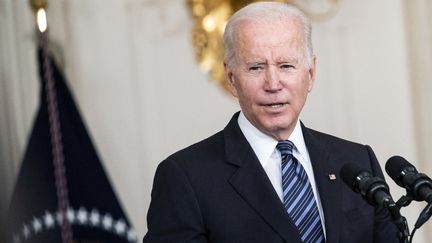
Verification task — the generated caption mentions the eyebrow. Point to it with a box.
[245,58,299,66]
[246,61,267,66]
[275,57,299,64]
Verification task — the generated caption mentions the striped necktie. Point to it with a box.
[276,140,325,243]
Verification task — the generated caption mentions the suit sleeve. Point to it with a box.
[365,145,400,243]
[143,159,208,243]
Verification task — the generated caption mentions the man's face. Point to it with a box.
[225,17,316,140]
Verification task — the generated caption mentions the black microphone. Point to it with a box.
[385,156,432,203]
[340,163,395,207]
[341,163,410,241]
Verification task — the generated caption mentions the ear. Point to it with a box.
[224,62,238,97]
[307,55,317,92]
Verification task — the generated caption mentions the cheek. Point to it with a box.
[289,82,310,105]
[296,74,313,94]
[236,88,259,111]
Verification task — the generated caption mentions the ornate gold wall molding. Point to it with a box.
[186,0,339,92]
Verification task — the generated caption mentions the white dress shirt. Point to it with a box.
[237,112,326,236]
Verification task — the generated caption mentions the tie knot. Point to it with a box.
[276,140,294,157]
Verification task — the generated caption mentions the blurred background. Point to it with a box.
[1,0,431,241]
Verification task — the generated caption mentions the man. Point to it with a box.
[143,2,398,243]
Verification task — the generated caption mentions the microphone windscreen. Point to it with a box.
[340,163,362,189]
[385,156,411,182]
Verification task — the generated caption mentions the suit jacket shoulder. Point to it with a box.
[165,130,225,167]
[301,124,384,176]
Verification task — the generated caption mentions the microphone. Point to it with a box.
[341,163,410,241]
[340,163,395,207]
[385,156,432,203]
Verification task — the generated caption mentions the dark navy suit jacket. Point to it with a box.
[143,112,398,243]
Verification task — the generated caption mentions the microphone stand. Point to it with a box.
[395,193,432,242]
[415,202,432,229]
[384,199,410,243]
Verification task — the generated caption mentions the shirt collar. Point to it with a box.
[288,118,308,159]
[237,112,308,162]
[238,112,277,164]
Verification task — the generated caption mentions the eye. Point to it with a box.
[248,65,263,71]
[280,64,295,70]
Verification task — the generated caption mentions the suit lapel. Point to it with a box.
[302,124,342,243]
[224,113,303,243]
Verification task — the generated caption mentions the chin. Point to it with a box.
[268,117,294,127]
[262,123,289,133]
[266,119,295,134]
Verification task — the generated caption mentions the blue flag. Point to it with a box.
[5,47,137,243]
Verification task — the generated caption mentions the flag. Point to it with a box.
[5,46,137,243]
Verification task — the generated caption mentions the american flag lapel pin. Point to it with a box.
[328,174,337,180]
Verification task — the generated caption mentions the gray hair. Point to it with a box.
[223,2,313,68]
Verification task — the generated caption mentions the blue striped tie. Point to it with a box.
[277,140,325,243]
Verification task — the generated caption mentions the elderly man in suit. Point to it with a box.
[143,2,399,243]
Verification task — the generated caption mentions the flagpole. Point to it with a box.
[29,1,73,242]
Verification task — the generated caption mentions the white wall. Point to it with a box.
[1,0,431,241]
[404,0,432,240]
[57,0,239,236]
[0,0,40,224]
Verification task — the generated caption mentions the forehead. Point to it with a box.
[236,16,303,33]
[233,17,305,55]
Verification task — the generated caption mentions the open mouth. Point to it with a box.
[264,103,287,108]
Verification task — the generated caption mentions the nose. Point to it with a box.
[264,65,282,92]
